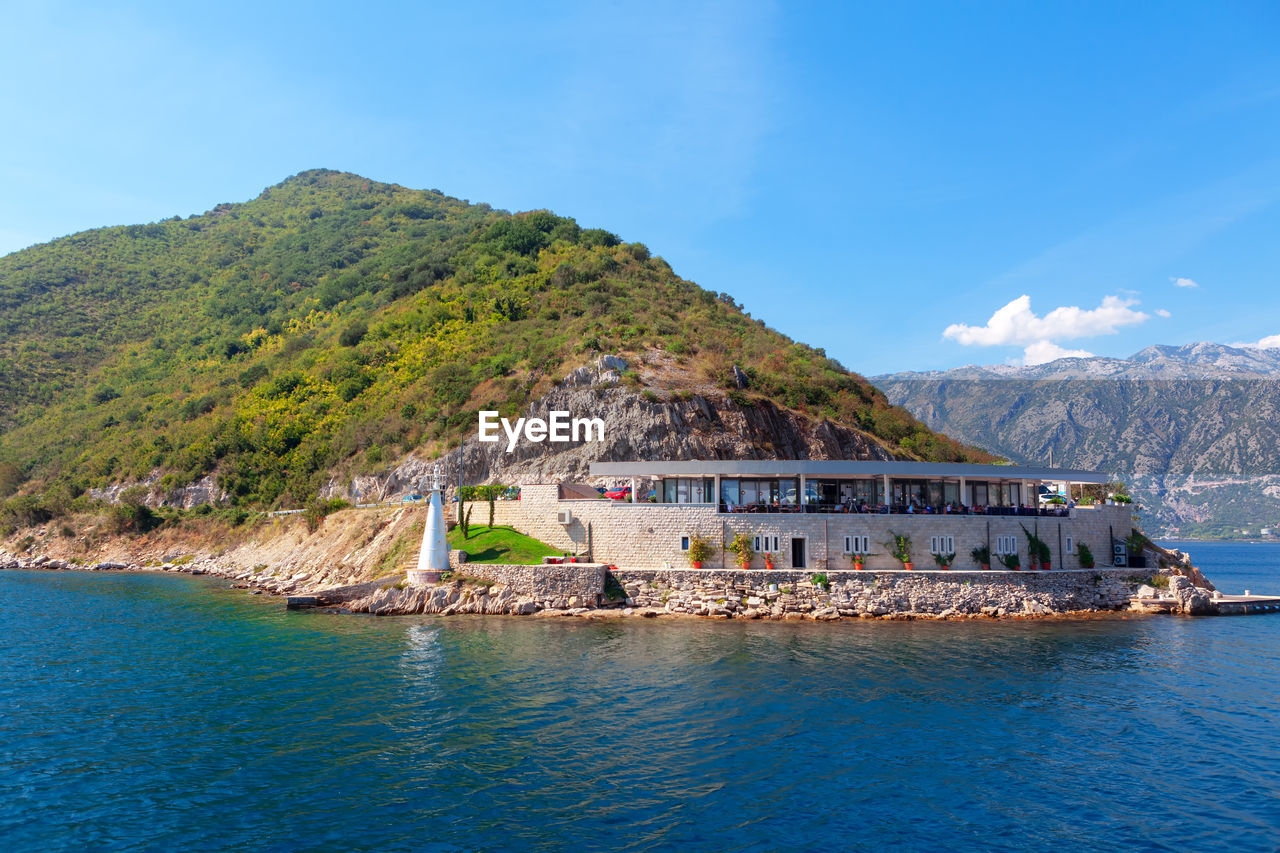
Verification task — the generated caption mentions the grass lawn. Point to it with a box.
[446,524,561,565]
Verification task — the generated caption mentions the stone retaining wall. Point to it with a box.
[457,562,607,606]
[611,567,1154,619]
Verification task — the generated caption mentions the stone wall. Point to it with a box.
[311,561,606,614]
[457,562,607,607]
[480,485,1134,573]
[612,567,1153,619]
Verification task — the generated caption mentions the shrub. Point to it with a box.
[811,572,829,589]
[1021,524,1052,567]
[971,545,991,567]
[885,532,912,567]
[111,502,162,534]
[339,321,368,347]
[604,573,626,602]
[687,533,714,565]
[1077,543,1095,568]
[728,532,754,567]
[933,552,955,568]
[303,497,350,532]
[998,552,1021,570]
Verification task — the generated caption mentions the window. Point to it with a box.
[930,535,955,555]
[843,535,871,554]
[753,535,780,553]
[1065,535,1074,555]
[722,478,797,507]
[680,536,690,551]
[662,478,715,504]
[994,535,1017,556]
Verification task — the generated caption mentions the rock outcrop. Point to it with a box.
[323,352,894,499]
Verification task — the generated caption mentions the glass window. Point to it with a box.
[663,479,676,503]
[721,479,740,508]
[780,478,798,505]
[943,481,960,506]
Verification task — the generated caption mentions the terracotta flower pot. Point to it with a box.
[981,563,990,571]
[853,560,864,571]
[765,561,775,571]
[1042,562,1051,571]
[691,561,703,569]
[738,561,751,571]
[903,561,914,571]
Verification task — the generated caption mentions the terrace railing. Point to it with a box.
[718,503,1073,518]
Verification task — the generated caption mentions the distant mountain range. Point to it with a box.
[874,343,1280,539]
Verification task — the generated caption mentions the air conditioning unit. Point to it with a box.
[1113,542,1128,567]
[556,509,573,525]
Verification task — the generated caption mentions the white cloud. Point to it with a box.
[1022,340,1095,365]
[1155,308,1172,318]
[1238,333,1280,349]
[942,294,1150,347]
[1171,276,1199,288]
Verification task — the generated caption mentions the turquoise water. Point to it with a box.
[2,543,1279,851]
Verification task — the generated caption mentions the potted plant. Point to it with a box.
[971,545,991,571]
[687,533,713,569]
[763,547,776,571]
[885,532,913,570]
[1077,542,1095,569]
[811,572,829,590]
[728,532,755,570]
[851,552,865,570]
[999,552,1021,571]
[933,551,955,570]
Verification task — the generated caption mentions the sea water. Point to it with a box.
[2,542,1278,851]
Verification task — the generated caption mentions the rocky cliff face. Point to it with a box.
[874,342,1280,537]
[329,354,895,499]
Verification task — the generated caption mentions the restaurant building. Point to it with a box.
[483,460,1133,572]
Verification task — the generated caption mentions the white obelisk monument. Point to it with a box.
[408,464,449,585]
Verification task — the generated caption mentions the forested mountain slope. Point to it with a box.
[0,170,986,512]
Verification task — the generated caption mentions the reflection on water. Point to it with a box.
[0,542,1278,851]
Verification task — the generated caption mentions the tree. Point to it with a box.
[0,462,22,497]
[476,484,506,529]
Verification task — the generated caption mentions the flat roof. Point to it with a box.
[589,460,1110,483]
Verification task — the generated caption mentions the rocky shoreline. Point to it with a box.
[0,551,319,596]
[2,549,1224,621]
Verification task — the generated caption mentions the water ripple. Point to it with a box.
[1,546,1279,851]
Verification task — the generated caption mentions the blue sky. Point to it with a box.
[3,1,1279,374]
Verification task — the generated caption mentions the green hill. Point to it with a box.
[0,169,987,512]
